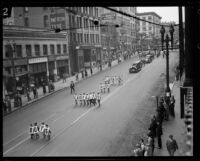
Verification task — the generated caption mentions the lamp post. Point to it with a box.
[169,24,175,50]
[160,25,165,51]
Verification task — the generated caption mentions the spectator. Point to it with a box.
[26,88,31,101]
[85,69,88,78]
[33,86,37,99]
[145,132,154,156]
[139,138,145,156]
[3,99,8,114]
[148,115,157,139]
[169,95,176,117]
[5,95,12,113]
[90,67,93,75]
[166,135,178,156]
[42,83,46,95]
[133,143,143,156]
[156,121,163,149]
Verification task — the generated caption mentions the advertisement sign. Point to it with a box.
[29,57,47,64]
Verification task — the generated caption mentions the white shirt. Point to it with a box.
[39,124,46,133]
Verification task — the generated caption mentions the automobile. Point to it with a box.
[129,60,143,73]
[145,55,154,63]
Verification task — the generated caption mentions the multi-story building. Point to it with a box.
[99,7,137,59]
[3,7,101,75]
[3,25,70,97]
[136,12,162,49]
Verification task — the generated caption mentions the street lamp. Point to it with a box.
[160,25,165,51]
[169,24,175,50]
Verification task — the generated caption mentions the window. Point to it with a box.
[73,33,76,42]
[72,15,75,28]
[63,44,67,54]
[43,15,48,28]
[43,45,48,55]
[16,45,22,58]
[34,45,40,56]
[80,33,83,43]
[24,17,29,27]
[5,44,12,58]
[148,16,152,20]
[84,34,87,43]
[50,44,55,55]
[26,45,32,57]
[57,44,61,54]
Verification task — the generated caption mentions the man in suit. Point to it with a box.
[166,135,178,156]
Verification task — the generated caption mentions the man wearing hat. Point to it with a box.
[166,135,178,156]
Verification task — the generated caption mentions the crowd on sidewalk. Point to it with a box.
[132,90,179,156]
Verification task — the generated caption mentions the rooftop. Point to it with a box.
[136,12,162,19]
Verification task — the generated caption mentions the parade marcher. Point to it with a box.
[166,135,178,156]
[97,92,101,107]
[83,93,86,106]
[44,124,51,140]
[86,93,90,106]
[79,93,83,106]
[92,92,96,106]
[70,81,75,94]
[169,96,176,117]
[29,124,34,139]
[33,122,39,139]
[74,93,78,105]
[156,121,163,149]
[39,122,46,138]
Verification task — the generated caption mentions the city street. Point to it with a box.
[3,51,179,156]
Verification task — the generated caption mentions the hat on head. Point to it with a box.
[169,134,173,139]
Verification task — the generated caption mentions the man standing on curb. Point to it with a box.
[156,121,163,149]
[166,134,178,156]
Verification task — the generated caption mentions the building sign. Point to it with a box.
[56,55,69,60]
[101,13,116,20]
[29,57,47,64]
[14,59,27,66]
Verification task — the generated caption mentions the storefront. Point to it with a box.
[57,56,69,78]
[28,57,48,87]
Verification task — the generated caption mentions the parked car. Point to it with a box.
[129,60,143,73]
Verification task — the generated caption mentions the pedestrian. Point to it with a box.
[166,135,178,156]
[169,96,176,117]
[33,86,37,99]
[43,83,46,95]
[148,115,157,139]
[70,81,75,94]
[97,92,101,107]
[90,67,93,75]
[39,122,46,139]
[156,121,163,149]
[89,92,93,106]
[3,99,8,114]
[85,69,88,78]
[92,92,96,106]
[175,66,180,81]
[29,124,34,139]
[5,95,12,113]
[26,88,31,101]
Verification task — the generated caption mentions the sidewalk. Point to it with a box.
[154,80,186,156]
[3,59,121,116]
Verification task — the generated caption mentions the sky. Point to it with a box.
[137,7,182,24]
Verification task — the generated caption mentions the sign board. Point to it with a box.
[101,12,116,20]
[3,7,12,19]
[56,55,69,60]
[29,57,47,64]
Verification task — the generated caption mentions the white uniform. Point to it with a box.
[39,124,46,133]
[33,125,39,134]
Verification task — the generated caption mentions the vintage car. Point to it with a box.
[145,54,154,63]
[129,60,143,73]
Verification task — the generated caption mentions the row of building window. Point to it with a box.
[4,44,68,59]
[70,33,100,44]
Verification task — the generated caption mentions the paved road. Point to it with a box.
[3,52,179,156]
